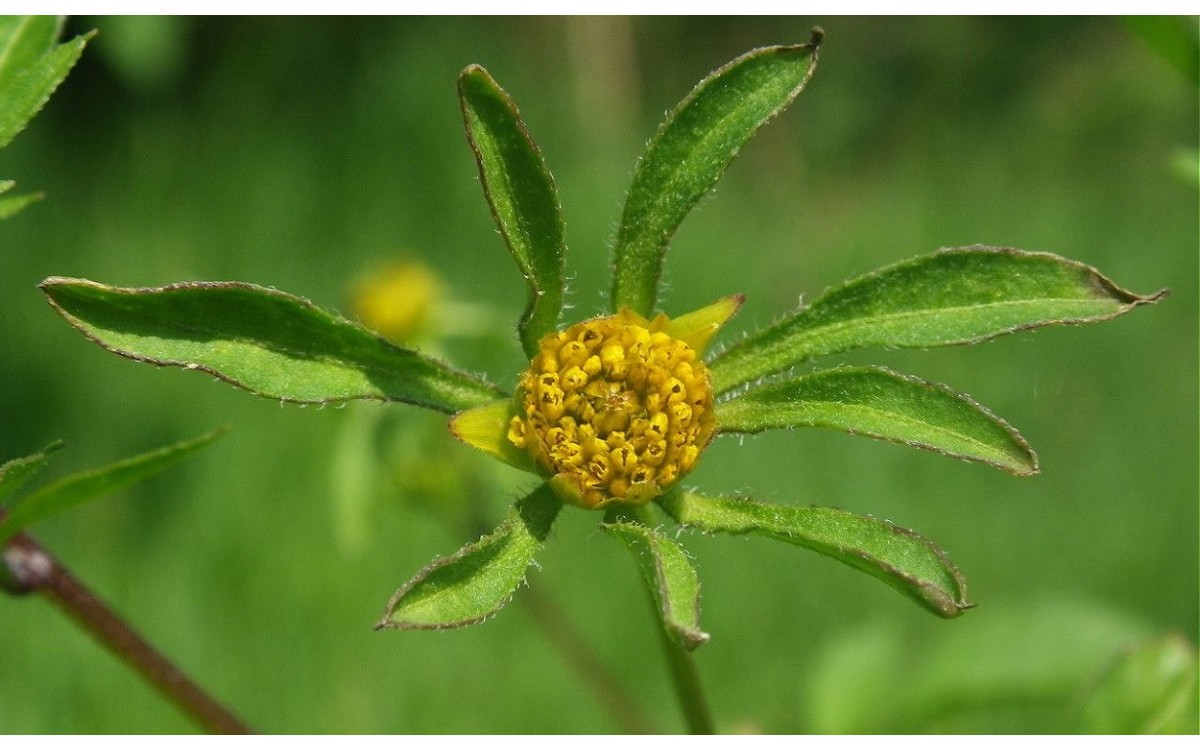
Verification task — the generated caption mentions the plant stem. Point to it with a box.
[655,613,715,734]
[608,503,716,734]
[1,524,253,734]
[463,504,654,732]
[518,583,657,733]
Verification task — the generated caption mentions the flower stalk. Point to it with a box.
[1,515,252,734]
[655,592,715,734]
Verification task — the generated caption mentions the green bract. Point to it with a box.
[0,430,224,548]
[39,31,1165,649]
[0,15,92,219]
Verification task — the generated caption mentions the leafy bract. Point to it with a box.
[604,520,708,650]
[0,440,63,506]
[376,484,560,630]
[658,491,970,618]
[611,29,822,317]
[449,399,539,474]
[0,18,91,149]
[0,16,61,86]
[0,429,224,544]
[709,247,1168,394]
[459,65,566,357]
[40,277,504,412]
[716,365,1037,475]
[1076,634,1199,734]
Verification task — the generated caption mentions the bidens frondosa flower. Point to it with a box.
[370,39,1159,639]
[451,297,741,509]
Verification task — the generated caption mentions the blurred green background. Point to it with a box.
[1,17,1196,733]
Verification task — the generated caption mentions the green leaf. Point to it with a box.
[0,429,224,544]
[459,65,566,357]
[1076,634,1199,734]
[805,600,1152,733]
[611,29,822,316]
[376,484,561,630]
[716,365,1037,476]
[604,520,709,650]
[0,189,41,219]
[41,277,505,413]
[0,23,91,149]
[710,246,1168,394]
[658,491,970,618]
[0,440,63,507]
[1123,16,1200,86]
[0,16,62,91]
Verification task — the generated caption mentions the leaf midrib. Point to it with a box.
[60,287,494,396]
[714,295,1122,389]
[624,58,806,249]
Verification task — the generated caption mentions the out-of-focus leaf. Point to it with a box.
[376,484,560,630]
[459,65,565,357]
[0,429,224,544]
[0,441,63,507]
[0,23,91,149]
[90,16,189,93]
[40,277,505,412]
[0,189,41,219]
[611,29,822,317]
[604,520,708,650]
[659,491,970,618]
[710,246,1168,393]
[805,600,1152,733]
[1170,147,1198,186]
[1123,16,1200,86]
[1076,634,1199,734]
[716,365,1037,476]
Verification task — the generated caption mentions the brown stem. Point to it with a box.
[2,525,253,734]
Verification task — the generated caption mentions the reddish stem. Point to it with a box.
[2,525,252,734]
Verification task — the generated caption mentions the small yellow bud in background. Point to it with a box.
[350,260,443,345]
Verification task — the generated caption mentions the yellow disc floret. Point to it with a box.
[507,309,716,509]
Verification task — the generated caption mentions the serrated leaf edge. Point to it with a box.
[40,276,505,410]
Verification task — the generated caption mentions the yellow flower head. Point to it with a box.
[451,296,742,509]
[507,309,717,508]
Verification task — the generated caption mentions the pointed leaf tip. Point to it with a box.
[710,247,1168,394]
[0,428,225,544]
[611,37,821,316]
[664,294,744,354]
[605,520,709,650]
[716,365,1039,476]
[0,24,93,149]
[659,492,971,618]
[0,440,65,508]
[40,277,504,412]
[459,64,566,357]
